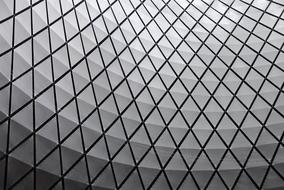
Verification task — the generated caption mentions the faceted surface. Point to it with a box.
[0,0,284,189]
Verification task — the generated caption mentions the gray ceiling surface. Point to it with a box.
[0,0,284,189]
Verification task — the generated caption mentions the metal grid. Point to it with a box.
[0,0,284,189]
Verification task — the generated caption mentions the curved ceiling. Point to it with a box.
[0,0,284,189]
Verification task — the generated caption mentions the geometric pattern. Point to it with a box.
[0,0,284,189]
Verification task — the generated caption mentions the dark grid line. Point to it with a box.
[3,0,16,189]
[30,0,37,189]
[61,0,93,188]
[44,0,66,189]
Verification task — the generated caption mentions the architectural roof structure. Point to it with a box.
[0,0,284,189]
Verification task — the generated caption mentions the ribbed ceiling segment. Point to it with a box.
[0,0,284,189]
